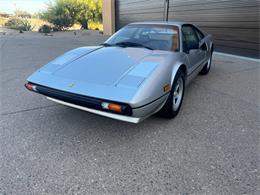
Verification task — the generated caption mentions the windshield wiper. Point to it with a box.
[115,41,153,50]
[100,43,114,47]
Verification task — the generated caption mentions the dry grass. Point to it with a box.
[0,16,8,26]
[28,18,49,31]
[0,16,103,31]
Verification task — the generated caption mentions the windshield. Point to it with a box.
[105,25,180,51]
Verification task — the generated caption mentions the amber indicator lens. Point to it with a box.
[163,84,171,92]
[25,83,33,91]
[101,102,122,113]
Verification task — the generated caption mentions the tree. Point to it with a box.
[87,0,102,22]
[40,0,76,30]
[40,0,102,30]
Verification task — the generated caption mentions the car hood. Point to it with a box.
[51,46,153,85]
[27,46,162,105]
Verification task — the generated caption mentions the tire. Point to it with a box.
[158,69,185,118]
[200,47,213,75]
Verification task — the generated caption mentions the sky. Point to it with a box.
[0,0,53,14]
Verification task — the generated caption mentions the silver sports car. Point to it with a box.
[25,21,214,123]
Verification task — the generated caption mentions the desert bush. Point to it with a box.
[52,26,60,32]
[4,18,22,29]
[38,24,52,33]
[19,20,34,31]
[5,18,34,31]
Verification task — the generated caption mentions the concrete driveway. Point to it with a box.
[0,32,259,194]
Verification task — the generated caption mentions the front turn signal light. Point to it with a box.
[25,83,37,91]
[101,102,122,113]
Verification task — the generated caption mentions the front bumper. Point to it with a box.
[47,96,142,123]
[27,83,132,116]
[25,82,168,123]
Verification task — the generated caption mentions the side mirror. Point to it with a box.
[188,42,199,53]
[184,42,199,53]
[199,41,207,51]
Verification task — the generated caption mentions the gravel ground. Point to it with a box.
[0,31,259,195]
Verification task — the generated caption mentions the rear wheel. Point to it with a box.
[200,47,213,75]
[158,69,185,118]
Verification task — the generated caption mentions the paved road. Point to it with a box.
[0,32,259,194]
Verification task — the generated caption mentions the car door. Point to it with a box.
[182,25,205,75]
[193,26,208,60]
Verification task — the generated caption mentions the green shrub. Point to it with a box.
[38,24,52,33]
[4,18,34,31]
[18,20,34,31]
[4,18,22,29]
[52,26,60,32]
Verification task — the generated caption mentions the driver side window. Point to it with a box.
[182,25,199,52]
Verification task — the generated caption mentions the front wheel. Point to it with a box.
[158,69,185,118]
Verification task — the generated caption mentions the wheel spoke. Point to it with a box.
[172,77,184,111]
[175,85,179,92]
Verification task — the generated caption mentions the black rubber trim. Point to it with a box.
[28,83,132,116]
[132,92,170,109]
